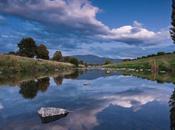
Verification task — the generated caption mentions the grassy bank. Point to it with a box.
[104,53,175,72]
[0,54,75,74]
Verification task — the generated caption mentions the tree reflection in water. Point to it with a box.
[64,70,80,79]
[18,70,81,99]
[19,80,38,99]
[37,77,50,92]
[170,89,175,130]
[53,70,81,86]
[19,77,50,99]
[54,76,63,86]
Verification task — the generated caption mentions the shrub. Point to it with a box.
[63,56,79,67]
[104,60,112,65]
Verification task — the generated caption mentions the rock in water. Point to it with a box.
[38,107,69,123]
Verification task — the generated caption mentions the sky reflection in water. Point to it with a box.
[0,70,174,130]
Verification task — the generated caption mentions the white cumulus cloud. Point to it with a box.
[0,0,171,45]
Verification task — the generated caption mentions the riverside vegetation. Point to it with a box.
[103,52,175,85]
[104,52,175,73]
[0,37,86,76]
[0,54,74,74]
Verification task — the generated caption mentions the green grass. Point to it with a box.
[0,54,75,74]
[104,53,175,72]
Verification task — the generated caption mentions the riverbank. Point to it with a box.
[104,53,175,73]
[0,54,75,74]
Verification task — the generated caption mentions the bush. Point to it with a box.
[52,51,62,61]
[104,60,112,65]
[63,56,79,67]
[157,52,165,56]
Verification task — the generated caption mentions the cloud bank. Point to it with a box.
[0,0,170,45]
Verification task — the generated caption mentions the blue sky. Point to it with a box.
[0,0,174,59]
[92,0,171,30]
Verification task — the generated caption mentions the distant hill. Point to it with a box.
[72,55,122,64]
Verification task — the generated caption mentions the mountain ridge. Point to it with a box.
[72,54,122,64]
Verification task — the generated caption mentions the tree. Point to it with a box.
[171,0,175,43]
[63,56,79,67]
[8,51,16,55]
[52,51,62,61]
[157,52,165,56]
[69,57,79,67]
[17,37,37,58]
[36,44,49,60]
[104,60,112,65]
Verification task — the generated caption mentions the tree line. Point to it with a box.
[123,51,175,62]
[8,37,81,67]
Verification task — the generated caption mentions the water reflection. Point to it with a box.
[19,77,50,99]
[0,69,78,86]
[0,69,175,130]
[121,71,175,130]
[54,76,63,86]
[37,77,50,92]
[16,69,119,99]
[18,71,81,99]
[19,80,38,99]
[121,71,175,84]
[170,89,175,130]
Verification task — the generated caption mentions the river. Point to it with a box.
[0,69,174,130]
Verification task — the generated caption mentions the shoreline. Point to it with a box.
[0,54,75,74]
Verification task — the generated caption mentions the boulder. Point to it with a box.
[38,107,69,123]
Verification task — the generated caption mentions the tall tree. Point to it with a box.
[17,37,37,58]
[52,51,62,61]
[36,44,49,60]
[63,56,79,67]
[171,0,175,42]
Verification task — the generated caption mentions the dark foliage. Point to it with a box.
[19,77,50,99]
[131,51,173,61]
[52,51,62,61]
[36,44,49,60]
[104,60,112,65]
[63,56,79,67]
[17,37,37,58]
[171,0,175,43]
[19,80,38,99]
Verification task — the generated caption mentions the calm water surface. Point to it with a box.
[0,69,175,130]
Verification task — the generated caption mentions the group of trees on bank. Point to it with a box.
[9,37,80,67]
[10,37,50,60]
